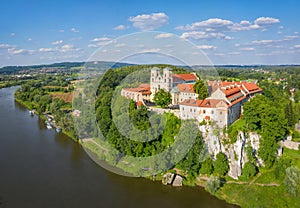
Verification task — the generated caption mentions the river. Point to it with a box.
[0,86,236,208]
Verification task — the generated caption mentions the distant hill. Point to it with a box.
[1,61,300,75]
[0,61,135,75]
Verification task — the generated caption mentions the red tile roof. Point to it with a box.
[208,81,262,96]
[180,98,224,108]
[222,86,241,96]
[242,83,262,94]
[173,73,197,81]
[123,84,151,95]
[177,84,195,93]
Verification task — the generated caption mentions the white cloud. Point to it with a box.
[88,37,113,48]
[154,33,174,39]
[52,40,63,45]
[91,37,112,42]
[113,25,128,30]
[252,36,298,46]
[10,33,15,36]
[294,45,300,48]
[27,38,32,41]
[59,44,81,52]
[39,47,56,52]
[141,48,161,53]
[129,12,169,31]
[252,39,274,44]
[0,44,14,49]
[176,17,279,32]
[197,45,217,49]
[240,47,255,51]
[176,18,232,30]
[39,44,82,53]
[180,31,231,40]
[59,29,65,33]
[71,28,79,33]
[8,48,34,55]
[284,35,298,40]
[254,17,280,26]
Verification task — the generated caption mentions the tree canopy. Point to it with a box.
[153,89,172,108]
[213,152,229,176]
[193,79,209,100]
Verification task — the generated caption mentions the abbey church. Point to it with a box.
[121,67,262,128]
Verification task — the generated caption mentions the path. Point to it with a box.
[81,138,108,152]
[196,173,280,187]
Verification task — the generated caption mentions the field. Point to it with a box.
[50,92,73,103]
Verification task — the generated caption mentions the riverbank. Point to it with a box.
[14,97,79,142]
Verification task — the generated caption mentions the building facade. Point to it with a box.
[120,67,262,128]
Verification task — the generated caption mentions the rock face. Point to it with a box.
[172,175,183,187]
[162,173,183,186]
[162,172,174,185]
[200,125,262,179]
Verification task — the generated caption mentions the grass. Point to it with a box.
[283,148,300,169]
[214,149,300,207]
[216,183,300,208]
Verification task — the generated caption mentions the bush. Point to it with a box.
[205,176,221,194]
[200,157,214,175]
[241,162,258,179]
[285,166,300,196]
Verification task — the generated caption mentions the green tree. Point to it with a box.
[285,101,296,128]
[274,157,292,179]
[176,134,204,177]
[214,152,229,176]
[193,79,209,100]
[241,162,257,179]
[205,176,221,194]
[130,105,151,130]
[153,89,172,108]
[200,157,214,175]
[285,166,300,196]
[243,95,288,168]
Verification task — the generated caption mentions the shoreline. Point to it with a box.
[14,97,79,142]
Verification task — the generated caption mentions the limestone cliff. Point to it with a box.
[199,125,263,179]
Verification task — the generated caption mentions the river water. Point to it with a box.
[0,86,236,208]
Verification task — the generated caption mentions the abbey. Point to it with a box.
[121,67,262,128]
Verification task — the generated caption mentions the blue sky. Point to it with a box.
[1,0,300,66]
